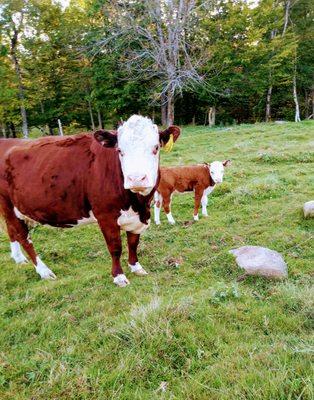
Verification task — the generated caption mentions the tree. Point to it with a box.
[0,0,29,137]
[93,0,208,125]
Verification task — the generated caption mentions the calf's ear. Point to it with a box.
[94,130,118,148]
[223,160,231,167]
[159,126,181,151]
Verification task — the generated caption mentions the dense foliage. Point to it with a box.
[0,0,313,136]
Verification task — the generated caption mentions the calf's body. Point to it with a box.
[154,161,230,224]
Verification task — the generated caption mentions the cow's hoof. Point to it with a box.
[129,262,148,276]
[168,220,176,225]
[155,220,161,225]
[193,215,199,221]
[113,274,130,287]
[202,213,208,218]
[36,266,57,280]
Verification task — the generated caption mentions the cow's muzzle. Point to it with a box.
[126,174,149,188]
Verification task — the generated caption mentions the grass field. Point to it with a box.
[0,121,313,399]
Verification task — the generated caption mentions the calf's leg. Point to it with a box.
[163,193,176,224]
[201,194,208,217]
[193,187,204,221]
[154,192,162,225]
[97,219,129,287]
[127,231,148,276]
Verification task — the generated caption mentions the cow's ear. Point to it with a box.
[94,130,118,148]
[159,126,181,150]
[223,160,231,167]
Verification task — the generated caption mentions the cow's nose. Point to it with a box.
[127,174,149,186]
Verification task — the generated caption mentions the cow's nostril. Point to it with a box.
[127,174,148,184]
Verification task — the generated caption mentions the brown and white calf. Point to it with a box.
[0,115,180,287]
[154,161,231,225]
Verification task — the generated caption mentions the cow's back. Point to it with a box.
[5,135,94,226]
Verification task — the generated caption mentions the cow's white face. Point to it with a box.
[117,115,160,196]
[94,115,181,196]
[209,160,231,184]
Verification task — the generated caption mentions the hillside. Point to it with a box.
[0,121,313,399]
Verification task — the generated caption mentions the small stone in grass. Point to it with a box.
[229,245,288,279]
[166,256,183,268]
[303,201,314,218]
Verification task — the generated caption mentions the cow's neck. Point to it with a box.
[207,167,215,187]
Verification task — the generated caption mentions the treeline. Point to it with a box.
[0,0,313,137]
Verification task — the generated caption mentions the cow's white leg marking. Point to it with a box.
[113,274,130,287]
[201,194,208,217]
[10,241,28,264]
[166,212,176,225]
[154,192,162,225]
[129,262,148,276]
[193,214,199,221]
[35,257,56,280]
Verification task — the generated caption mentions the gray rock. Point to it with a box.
[303,201,314,218]
[229,246,288,279]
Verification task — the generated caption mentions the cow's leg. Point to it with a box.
[154,192,163,225]
[98,220,129,287]
[127,231,148,276]
[10,241,28,264]
[201,193,208,217]
[193,188,204,221]
[2,204,56,279]
[163,193,176,224]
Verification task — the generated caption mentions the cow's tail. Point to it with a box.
[0,212,7,235]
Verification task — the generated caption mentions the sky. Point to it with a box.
[54,0,70,9]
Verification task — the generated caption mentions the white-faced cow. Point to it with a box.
[0,115,180,286]
[154,160,231,225]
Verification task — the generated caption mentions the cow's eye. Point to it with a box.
[117,148,124,157]
[153,145,160,155]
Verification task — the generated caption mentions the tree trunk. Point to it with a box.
[208,107,216,127]
[266,85,272,122]
[167,91,174,126]
[97,109,103,129]
[161,93,167,126]
[14,51,28,137]
[88,99,95,131]
[304,90,309,119]
[10,27,28,138]
[48,124,54,135]
[1,124,6,138]
[282,0,291,36]
[9,122,16,138]
[266,28,276,123]
[58,119,64,136]
[293,68,301,122]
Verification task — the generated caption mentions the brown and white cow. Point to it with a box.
[0,115,180,287]
[154,161,231,225]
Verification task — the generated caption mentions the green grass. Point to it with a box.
[1,121,313,399]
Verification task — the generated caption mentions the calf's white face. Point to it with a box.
[117,116,160,196]
[210,160,231,184]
